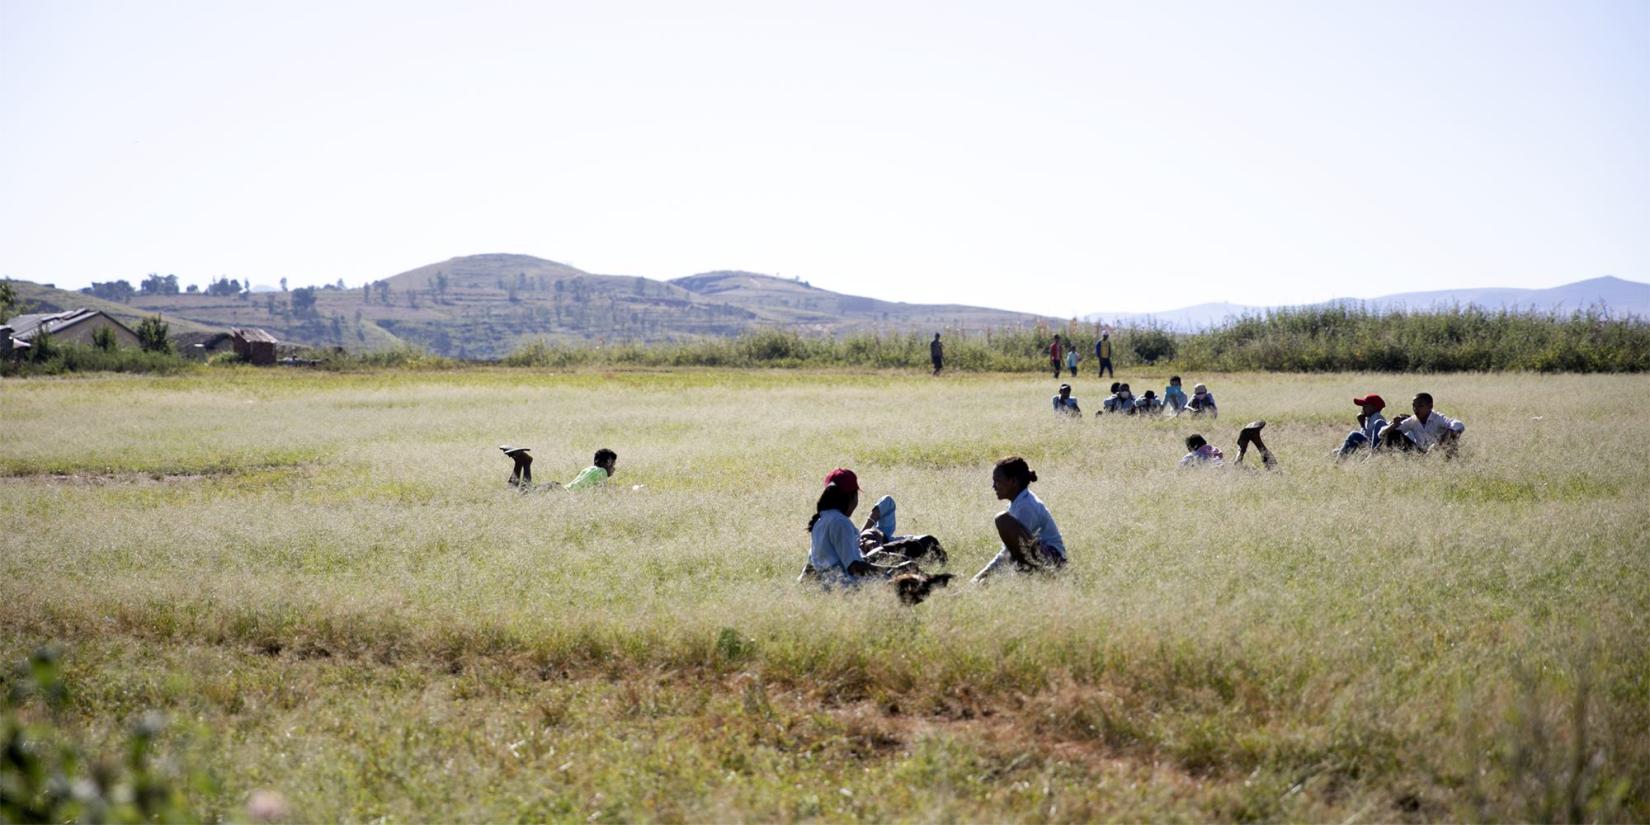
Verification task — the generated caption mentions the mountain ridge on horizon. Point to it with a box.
[10,254,1646,357]
[1083,275,1649,330]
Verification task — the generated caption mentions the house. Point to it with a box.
[176,331,237,361]
[231,328,278,365]
[1,309,142,354]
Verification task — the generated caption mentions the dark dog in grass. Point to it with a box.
[893,572,955,605]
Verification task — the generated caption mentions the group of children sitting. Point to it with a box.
[1052,376,1218,418]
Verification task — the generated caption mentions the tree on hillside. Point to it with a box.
[204,276,244,297]
[82,280,136,302]
[140,274,180,295]
[375,281,391,303]
[1,278,27,319]
[292,286,317,317]
[280,277,288,292]
[186,284,199,294]
[362,283,372,304]
[136,316,171,353]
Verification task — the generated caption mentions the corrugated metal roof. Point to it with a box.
[3,309,105,340]
[231,327,278,344]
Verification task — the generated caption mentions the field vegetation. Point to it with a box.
[6,304,1647,379]
[1,368,1647,821]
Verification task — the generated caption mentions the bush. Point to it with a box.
[91,326,118,351]
[1,343,191,376]
[1,647,211,822]
[136,316,172,354]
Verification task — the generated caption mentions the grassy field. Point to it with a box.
[2,368,1647,821]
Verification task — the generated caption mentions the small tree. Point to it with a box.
[27,327,55,362]
[1130,327,1177,365]
[0,278,24,319]
[91,326,118,351]
[291,286,317,317]
[136,315,171,354]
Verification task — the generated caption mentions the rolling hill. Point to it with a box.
[5,254,1054,359]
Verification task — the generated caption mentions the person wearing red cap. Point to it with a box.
[802,468,919,586]
[1336,394,1388,458]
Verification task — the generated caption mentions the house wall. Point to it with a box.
[52,317,142,348]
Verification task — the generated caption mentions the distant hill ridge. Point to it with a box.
[1085,276,1650,330]
[6,254,1053,358]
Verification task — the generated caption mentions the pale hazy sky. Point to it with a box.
[2,0,1646,317]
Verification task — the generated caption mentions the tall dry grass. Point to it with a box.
[1,368,1646,820]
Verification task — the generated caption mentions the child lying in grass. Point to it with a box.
[500,447,618,490]
[1180,422,1276,469]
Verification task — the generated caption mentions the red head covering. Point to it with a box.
[823,468,859,493]
[1353,394,1385,409]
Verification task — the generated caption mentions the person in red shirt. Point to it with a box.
[1046,335,1063,378]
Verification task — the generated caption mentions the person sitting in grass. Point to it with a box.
[1136,389,1165,415]
[1163,376,1189,415]
[972,457,1067,583]
[1101,382,1135,414]
[500,446,617,490]
[1186,382,1218,418]
[1179,434,1224,467]
[1051,383,1082,416]
[1336,394,1388,458]
[1379,392,1465,456]
[800,470,951,600]
[800,469,916,586]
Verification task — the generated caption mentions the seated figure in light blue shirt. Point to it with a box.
[972,456,1067,583]
[1337,394,1388,458]
[1163,376,1189,415]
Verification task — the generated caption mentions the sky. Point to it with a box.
[2,0,1646,318]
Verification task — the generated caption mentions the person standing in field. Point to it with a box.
[930,332,944,376]
[1336,394,1388,458]
[972,457,1067,583]
[1379,392,1465,455]
[1046,334,1063,379]
[1065,346,1080,377]
[1095,333,1115,378]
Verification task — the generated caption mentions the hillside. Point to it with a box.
[671,270,1051,331]
[12,254,1054,359]
[7,281,220,336]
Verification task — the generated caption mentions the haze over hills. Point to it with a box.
[5,254,1054,359]
[1084,276,1650,330]
[11,258,1644,359]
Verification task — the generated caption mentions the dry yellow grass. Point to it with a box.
[2,367,1646,821]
